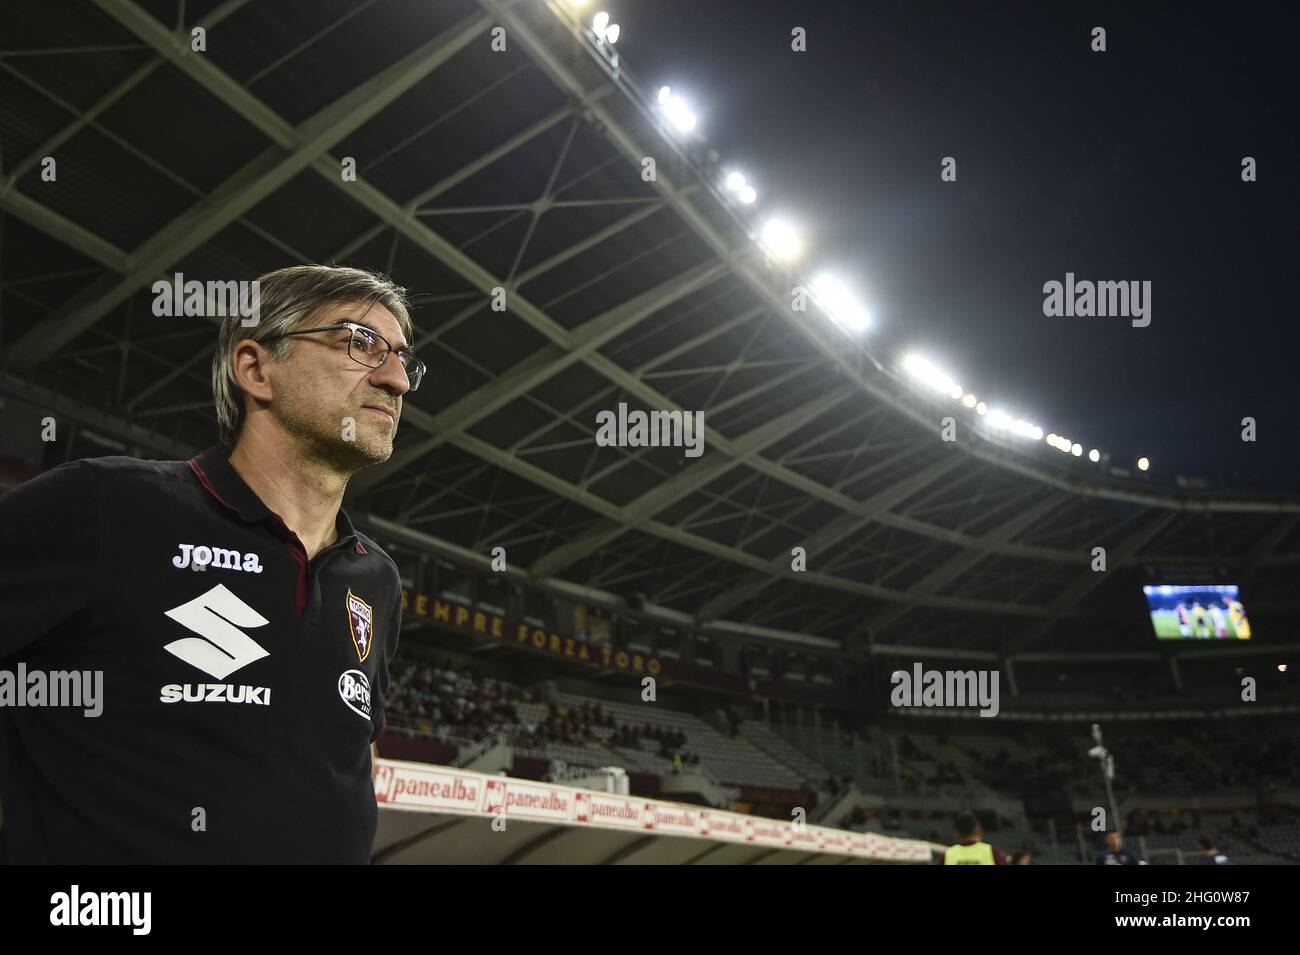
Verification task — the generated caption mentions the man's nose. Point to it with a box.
[371,355,410,396]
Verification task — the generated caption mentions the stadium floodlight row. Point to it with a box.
[556,0,1165,475]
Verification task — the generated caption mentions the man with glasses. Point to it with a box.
[0,265,421,863]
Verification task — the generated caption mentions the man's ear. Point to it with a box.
[231,339,275,408]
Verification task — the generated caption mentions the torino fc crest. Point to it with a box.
[346,588,374,663]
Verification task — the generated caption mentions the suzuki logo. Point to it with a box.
[163,584,270,679]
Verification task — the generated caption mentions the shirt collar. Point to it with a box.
[188,446,366,555]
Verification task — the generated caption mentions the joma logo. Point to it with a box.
[172,543,263,573]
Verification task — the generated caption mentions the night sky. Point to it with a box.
[617,1,1298,489]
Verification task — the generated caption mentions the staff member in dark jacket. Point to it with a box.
[0,265,422,863]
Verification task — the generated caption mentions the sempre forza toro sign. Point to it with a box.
[401,590,663,677]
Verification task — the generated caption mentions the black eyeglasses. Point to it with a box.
[271,322,425,392]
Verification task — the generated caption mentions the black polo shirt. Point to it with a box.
[0,447,400,864]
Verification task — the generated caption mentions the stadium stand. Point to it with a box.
[378,640,1300,865]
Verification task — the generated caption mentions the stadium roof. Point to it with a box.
[2,0,1296,659]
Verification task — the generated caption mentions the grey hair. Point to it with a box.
[211,265,412,446]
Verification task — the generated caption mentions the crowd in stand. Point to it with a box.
[387,661,523,739]
[919,724,1300,810]
[1188,726,1300,789]
[1123,808,1207,837]
[958,733,1073,797]
[611,722,700,766]
[881,735,996,793]
[837,806,1020,848]
[881,727,1286,802]
[386,661,1299,815]
[926,760,965,787]
[386,662,699,765]
[822,775,856,797]
[514,699,700,766]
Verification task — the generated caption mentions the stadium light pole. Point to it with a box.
[1089,723,1122,839]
